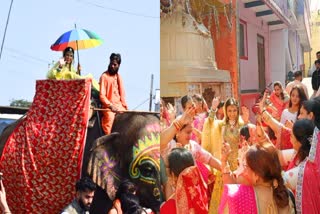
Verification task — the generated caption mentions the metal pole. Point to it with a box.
[235,0,241,100]
[149,74,154,111]
[0,0,14,61]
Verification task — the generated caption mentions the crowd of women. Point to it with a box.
[160,82,320,213]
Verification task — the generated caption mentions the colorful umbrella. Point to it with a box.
[50,25,103,74]
[50,29,103,51]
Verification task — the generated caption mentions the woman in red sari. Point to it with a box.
[283,119,314,194]
[160,148,208,214]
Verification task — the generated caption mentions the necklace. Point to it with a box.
[229,120,236,132]
[229,120,236,126]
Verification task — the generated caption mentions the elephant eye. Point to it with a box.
[140,164,156,178]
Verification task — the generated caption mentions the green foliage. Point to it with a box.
[9,99,32,108]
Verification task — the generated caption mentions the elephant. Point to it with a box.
[0,110,161,213]
[85,111,161,213]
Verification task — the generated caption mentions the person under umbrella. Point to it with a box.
[47,46,100,96]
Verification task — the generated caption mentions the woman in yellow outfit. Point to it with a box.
[201,97,249,213]
[47,47,100,95]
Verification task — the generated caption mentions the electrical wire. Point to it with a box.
[5,47,49,64]
[76,0,159,19]
[132,97,150,110]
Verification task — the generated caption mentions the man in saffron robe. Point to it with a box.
[99,53,128,135]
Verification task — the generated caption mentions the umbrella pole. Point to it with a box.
[76,40,80,75]
[75,23,81,75]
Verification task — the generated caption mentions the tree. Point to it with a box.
[9,99,32,108]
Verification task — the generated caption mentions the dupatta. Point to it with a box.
[296,127,320,213]
[176,166,208,214]
[218,184,257,214]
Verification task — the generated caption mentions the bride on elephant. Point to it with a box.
[47,46,100,96]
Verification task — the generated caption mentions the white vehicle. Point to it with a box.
[0,106,28,135]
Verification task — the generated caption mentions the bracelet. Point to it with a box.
[173,120,182,131]
[261,110,271,122]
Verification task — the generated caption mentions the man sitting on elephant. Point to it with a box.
[99,53,128,135]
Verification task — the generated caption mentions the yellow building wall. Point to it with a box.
[304,11,320,75]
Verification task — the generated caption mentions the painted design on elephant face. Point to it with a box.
[99,152,120,182]
[145,124,161,133]
[129,133,160,184]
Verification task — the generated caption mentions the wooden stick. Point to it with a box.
[91,107,159,114]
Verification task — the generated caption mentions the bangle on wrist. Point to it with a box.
[173,120,182,131]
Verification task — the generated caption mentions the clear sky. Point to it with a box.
[0,0,159,111]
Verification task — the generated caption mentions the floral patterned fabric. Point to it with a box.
[0,79,91,213]
[176,166,208,214]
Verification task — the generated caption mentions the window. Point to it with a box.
[239,20,248,60]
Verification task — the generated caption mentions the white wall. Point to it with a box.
[270,29,287,85]
[239,1,269,91]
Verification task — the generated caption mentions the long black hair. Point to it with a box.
[168,148,195,177]
[292,119,314,163]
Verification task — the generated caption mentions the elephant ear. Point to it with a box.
[87,132,122,200]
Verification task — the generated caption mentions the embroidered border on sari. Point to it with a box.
[295,159,307,213]
[308,127,319,162]
[296,127,320,213]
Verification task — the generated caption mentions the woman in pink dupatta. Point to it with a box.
[219,144,294,214]
[295,96,320,213]
[160,148,208,214]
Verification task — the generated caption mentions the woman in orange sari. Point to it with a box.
[160,148,208,214]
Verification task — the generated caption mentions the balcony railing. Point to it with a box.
[272,0,289,17]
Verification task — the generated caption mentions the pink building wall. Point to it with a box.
[239,1,271,122]
[239,2,270,91]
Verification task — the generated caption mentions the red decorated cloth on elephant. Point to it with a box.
[0,79,91,213]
